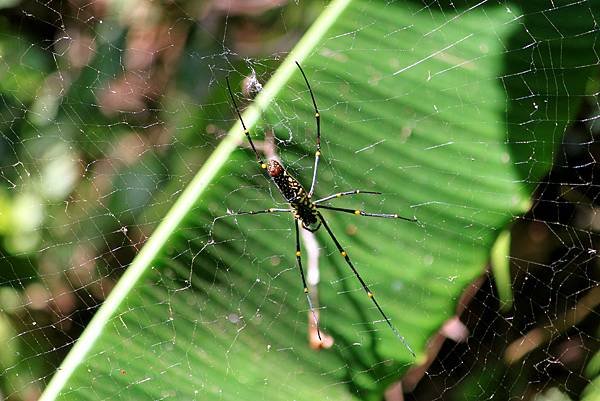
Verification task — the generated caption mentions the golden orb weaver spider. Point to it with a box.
[225,62,417,356]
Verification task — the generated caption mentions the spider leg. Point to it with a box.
[317,211,416,357]
[225,208,291,217]
[314,190,382,204]
[295,61,321,197]
[226,76,268,171]
[317,205,417,222]
[295,219,322,341]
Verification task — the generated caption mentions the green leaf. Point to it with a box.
[491,229,514,311]
[40,0,598,400]
[583,351,600,401]
[586,350,600,380]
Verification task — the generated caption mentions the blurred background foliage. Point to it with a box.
[0,0,597,400]
[0,1,325,398]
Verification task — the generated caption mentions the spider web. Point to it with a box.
[0,1,598,400]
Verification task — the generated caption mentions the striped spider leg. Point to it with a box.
[224,62,417,356]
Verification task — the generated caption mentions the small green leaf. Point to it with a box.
[491,229,513,311]
[585,351,600,380]
[582,351,600,401]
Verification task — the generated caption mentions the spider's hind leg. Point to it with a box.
[314,190,382,204]
[225,208,291,217]
[294,220,321,341]
[316,211,416,357]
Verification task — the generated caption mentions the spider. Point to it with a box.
[225,62,416,356]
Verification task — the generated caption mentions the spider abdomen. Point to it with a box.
[267,159,319,228]
[267,160,304,202]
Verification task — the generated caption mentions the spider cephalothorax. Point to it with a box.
[225,61,417,356]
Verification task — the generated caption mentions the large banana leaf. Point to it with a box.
[40,0,597,400]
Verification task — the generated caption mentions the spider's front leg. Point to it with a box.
[295,61,321,197]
